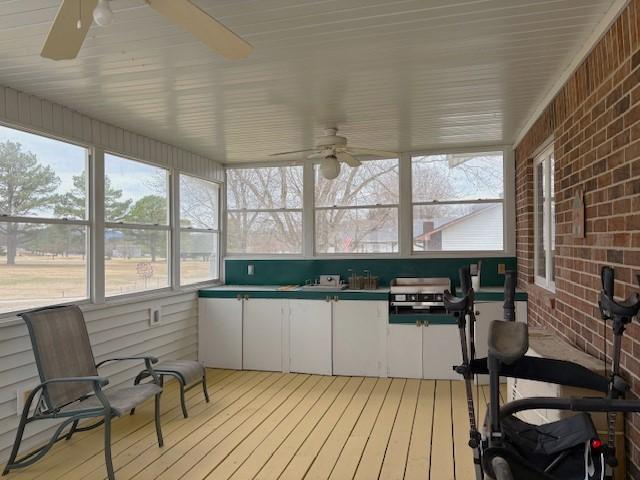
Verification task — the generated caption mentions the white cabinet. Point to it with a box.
[387,320,466,380]
[243,298,284,372]
[422,323,462,380]
[387,323,423,379]
[198,298,243,369]
[332,300,387,377]
[288,300,332,375]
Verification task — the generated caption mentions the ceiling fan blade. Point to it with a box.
[347,147,398,158]
[41,0,97,60]
[146,0,252,60]
[270,149,318,157]
[336,152,361,167]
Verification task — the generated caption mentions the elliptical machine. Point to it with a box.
[444,265,640,480]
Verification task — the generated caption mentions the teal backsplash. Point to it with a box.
[224,257,516,288]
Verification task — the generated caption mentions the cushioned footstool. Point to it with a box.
[134,360,209,418]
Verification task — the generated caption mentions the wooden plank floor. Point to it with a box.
[6,370,502,480]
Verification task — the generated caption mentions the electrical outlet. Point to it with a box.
[497,263,506,275]
[149,307,162,326]
[16,384,38,416]
[247,264,254,276]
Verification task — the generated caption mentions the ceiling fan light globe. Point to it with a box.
[320,156,341,180]
[93,0,114,26]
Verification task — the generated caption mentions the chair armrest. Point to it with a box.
[95,356,159,368]
[42,376,109,387]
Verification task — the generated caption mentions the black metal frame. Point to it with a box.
[133,366,210,419]
[3,304,165,480]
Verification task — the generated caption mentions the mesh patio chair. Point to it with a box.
[2,305,164,480]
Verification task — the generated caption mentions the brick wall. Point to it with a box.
[515,1,640,476]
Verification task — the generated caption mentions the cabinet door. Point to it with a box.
[333,300,387,377]
[289,300,332,375]
[198,298,243,369]
[243,298,283,372]
[422,324,462,380]
[387,324,422,379]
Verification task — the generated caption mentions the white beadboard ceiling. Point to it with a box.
[0,0,621,163]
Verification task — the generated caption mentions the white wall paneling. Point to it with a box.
[0,292,198,462]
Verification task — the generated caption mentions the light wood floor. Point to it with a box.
[8,369,504,480]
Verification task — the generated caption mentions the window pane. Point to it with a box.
[105,228,168,296]
[227,211,302,254]
[227,166,303,210]
[0,125,88,220]
[105,154,168,224]
[0,223,87,313]
[412,152,503,202]
[535,161,546,279]
[413,204,503,251]
[180,175,219,230]
[316,208,399,254]
[315,158,399,207]
[180,231,218,285]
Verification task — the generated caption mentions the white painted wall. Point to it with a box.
[0,84,223,462]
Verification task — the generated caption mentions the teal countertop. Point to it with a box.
[198,285,389,300]
[198,285,526,302]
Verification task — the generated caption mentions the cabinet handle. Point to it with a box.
[334,296,339,302]
[325,296,330,302]
[416,320,421,327]
[236,294,242,301]
[244,295,249,301]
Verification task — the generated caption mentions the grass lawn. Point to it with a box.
[0,254,214,314]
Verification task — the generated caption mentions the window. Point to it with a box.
[411,151,504,252]
[104,154,170,297]
[0,124,89,314]
[315,158,399,254]
[179,174,220,285]
[226,165,303,254]
[534,144,555,291]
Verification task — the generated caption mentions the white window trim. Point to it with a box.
[409,147,511,256]
[313,157,401,256]
[178,172,222,285]
[533,141,556,292]
[225,162,305,256]
[103,152,172,299]
[223,145,515,260]
[0,123,223,319]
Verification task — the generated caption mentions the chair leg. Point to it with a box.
[154,393,164,447]
[179,382,188,419]
[104,414,115,480]
[65,419,79,441]
[202,374,210,403]
[2,407,29,475]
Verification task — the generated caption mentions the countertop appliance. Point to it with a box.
[389,277,451,311]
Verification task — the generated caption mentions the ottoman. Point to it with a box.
[134,360,209,418]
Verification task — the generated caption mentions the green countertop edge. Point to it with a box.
[198,289,389,301]
[198,289,527,302]
[389,313,457,325]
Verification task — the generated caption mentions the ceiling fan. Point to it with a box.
[270,128,397,180]
[41,0,252,61]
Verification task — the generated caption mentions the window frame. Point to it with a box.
[533,141,556,292]
[313,157,401,256]
[177,172,222,286]
[225,162,304,256]
[0,121,93,315]
[102,151,173,299]
[409,147,509,255]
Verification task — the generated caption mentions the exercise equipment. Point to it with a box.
[444,266,640,480]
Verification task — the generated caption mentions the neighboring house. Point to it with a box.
[414,204,503,251]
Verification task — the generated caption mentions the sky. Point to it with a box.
[0,125,166,217]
